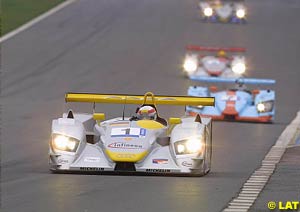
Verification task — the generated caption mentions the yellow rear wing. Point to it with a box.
[65,92,214,106]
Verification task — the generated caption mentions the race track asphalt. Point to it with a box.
[1,0,300,211]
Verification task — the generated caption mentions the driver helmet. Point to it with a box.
[137,105,157,120]
[217,50,227,58]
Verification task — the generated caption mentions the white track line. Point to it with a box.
[0,0,77,43]
[222,111,300,212]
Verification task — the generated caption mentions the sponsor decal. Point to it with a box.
[57,158,69,164]
[116,153,135,159]
[111,127,146,138]
[80,167,104,171]
[182,161,193,167]
[146,169,171,173]
[152,159,168,164]
[84,157,101,163]
[108,142,143,149]
[139,128,146,136]
[123,137,133,141]
[221,95,239,101]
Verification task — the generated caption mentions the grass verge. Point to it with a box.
[1,0,65,35]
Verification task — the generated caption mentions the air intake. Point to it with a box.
[114,162,136,172]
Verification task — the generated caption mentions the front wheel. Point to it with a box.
[191,157,210,177]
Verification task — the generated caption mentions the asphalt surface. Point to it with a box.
[250,146,300,212]
[1,0,300,211]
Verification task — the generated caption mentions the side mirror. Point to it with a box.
[169,117,182,125]
[93,113,105,121]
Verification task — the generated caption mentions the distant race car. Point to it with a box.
[186,77,276,123]
[199,0,247,23]
[183,45,246,78]
[49,92,215,176]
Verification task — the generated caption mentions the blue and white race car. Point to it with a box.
[186,77,276,123]
[199,0,247,23]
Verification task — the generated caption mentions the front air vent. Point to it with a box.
[157,137,170,146]
[114,162,136,172]
[224,115,236,121]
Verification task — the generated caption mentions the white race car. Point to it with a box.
[49,92,215,176]
[183,45,246,78]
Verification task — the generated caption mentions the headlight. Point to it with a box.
[203,7,213,17]
[174,137,204,155]
[236,9,246,18]
[232,62,246,74]
[183,58,198,73]
[51,134,79,152]
[256,100,274,113]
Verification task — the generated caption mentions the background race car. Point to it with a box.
[49,92,215,176]
[183,45,246,79]
[199,0,247,23]
[186,77,276,123]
